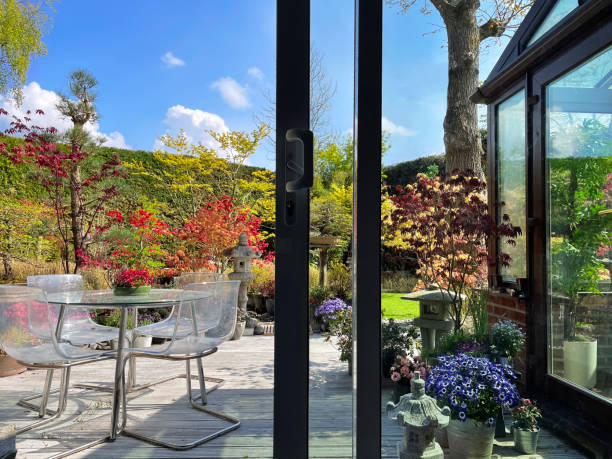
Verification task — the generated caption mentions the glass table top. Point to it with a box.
[47,288,209,307]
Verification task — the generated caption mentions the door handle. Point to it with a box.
[285,129,313,192]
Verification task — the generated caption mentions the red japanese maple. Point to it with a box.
[0,110,123,273]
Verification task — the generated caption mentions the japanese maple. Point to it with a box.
[167,195,266,272]
[383,172,520,331]
[0,109,123,273]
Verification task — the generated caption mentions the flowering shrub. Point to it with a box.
[426,353,520,424]
[249,260,275,296]
[114,268,153,288]
[491,320,525,358]
[382,318,419,377]
[324,303,353,363]
[438,330,489,357]
[390,354,429,385]
[383,172,521,331]
[80,208,169,286]
[315,298,350,322]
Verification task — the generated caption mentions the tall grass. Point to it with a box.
[381,271,418,293]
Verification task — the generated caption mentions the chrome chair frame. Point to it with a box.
[118,348,240,450]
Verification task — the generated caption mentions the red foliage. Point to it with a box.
[167,195,266,272]
[114,268,153,288]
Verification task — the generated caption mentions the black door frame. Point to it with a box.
[274,1,383,457]
[274,1,311,457]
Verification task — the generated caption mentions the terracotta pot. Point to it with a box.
[0,354,26,377]
[447,418,495,459]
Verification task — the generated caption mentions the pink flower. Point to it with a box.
[391,372,401,382]
[523,399,531,405]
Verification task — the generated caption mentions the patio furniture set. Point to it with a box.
[0,273,241,458]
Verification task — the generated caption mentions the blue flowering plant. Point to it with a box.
[315,298,351,324]
[426,353,520,426]
[491,320,525,358]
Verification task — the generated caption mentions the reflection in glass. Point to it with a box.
[546,46,612,399]
[527,0,579,46]
[497,90,527,280]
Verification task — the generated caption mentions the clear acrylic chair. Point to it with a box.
[176,271,226,287]
[27,275,119,345]
[0,285,113,443]
[21,275,119,418]
[120,280,241,450]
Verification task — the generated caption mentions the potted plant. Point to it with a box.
[0,349,26,377]
[490,320,525,365]
[310,285,332,332]
[100,310,155,349]
[262,278,275,315]
[319,298,352,374]
[426,353,520,459]
[389,354,429,403]
[113,268,153,296]
[511,398,542,454]
[382,318,419,379]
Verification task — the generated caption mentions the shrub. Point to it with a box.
[249,260,275,295]
[328,262,351,300]
[437,330,489,356]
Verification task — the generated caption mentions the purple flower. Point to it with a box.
[315,298,350,321]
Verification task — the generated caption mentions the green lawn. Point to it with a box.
[381,292,419,320]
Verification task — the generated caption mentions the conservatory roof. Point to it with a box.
[471,0,611,103]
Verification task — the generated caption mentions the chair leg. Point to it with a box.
[122,357,240,450]
[195,358,207,404]
[14,367,70,435]
[39,369,54,417]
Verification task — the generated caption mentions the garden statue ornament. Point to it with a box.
[223,233,261,338]
[387,372,450,459]
[402,289,460,351]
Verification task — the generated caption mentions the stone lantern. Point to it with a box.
[223,233,261,334]
[386,373,450,459]
[401,289,463,351]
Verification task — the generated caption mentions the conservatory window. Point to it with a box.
[496,90,527,281]
[546,45,612,398]
[527,0,579,47]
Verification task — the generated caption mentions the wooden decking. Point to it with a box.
[0,335,587,458]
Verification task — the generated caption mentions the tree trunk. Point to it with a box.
[70,161,84,272]
[1,252,13,280]
[441,2,485,179]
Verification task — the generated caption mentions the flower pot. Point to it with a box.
[231,321,246,340]
[265,298,275,314]
[513,427,539,454]
[253,294,265,313]
[447,418,495,459]
[0,354,26,377]
[391,383,411,403]
[497,356,509,366]
[243,326,255,336]
[113,285,152,296]
[563,339,597,388]
[435,427,449,449]
[132,335,152,348]
[110,337,129,350]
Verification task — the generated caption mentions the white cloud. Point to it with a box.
[248,67,264,81]
[161,52,186,68]
[381,116,417,137]
[158,104,230,152]
[0,82,130,149]
[211,76,251,109]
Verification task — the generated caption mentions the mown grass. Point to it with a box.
[381,292,419,320]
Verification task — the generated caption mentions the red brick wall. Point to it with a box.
[488,292,527,387]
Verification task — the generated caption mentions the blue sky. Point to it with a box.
[5,0,510,169]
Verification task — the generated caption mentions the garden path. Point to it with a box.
[0,335,587,458]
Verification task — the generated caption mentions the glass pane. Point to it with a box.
[309,1,354,456]
[497,91,527,280]
[527,0,579,46]
[546,45,612,400]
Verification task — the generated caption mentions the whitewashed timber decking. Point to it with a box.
[0,335,587,458]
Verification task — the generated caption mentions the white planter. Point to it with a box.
[133,335,153,348]
[563,340,597,388]
[447,418,495,459]
[243,327,255,336]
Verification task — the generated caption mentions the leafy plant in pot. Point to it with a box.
[318,298,352,373]
[548,131,611,389]
[490,319,525,365]
[426,353,520,459]
[511,398,542,454]
[389,354,429,403]
[113,268,153,296]
[382,317,419,378]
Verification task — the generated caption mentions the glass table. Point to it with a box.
[47,288,211,442]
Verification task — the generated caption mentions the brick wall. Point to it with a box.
[488,292,527,386]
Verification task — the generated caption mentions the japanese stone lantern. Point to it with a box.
[402,289,463,351]
[223,233,261,323]
[386,373,450,459]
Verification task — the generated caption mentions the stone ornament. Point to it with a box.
[223,233,261,322]
[387,373,450,459]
